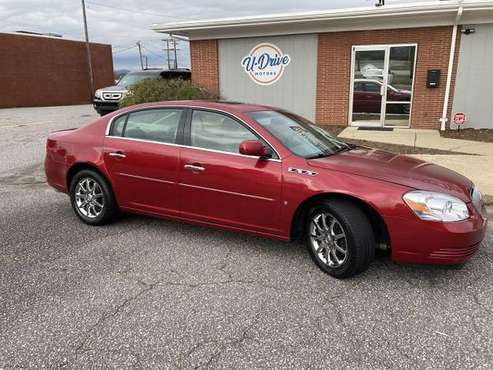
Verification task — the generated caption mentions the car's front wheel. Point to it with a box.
[69,169,118,226]
[306,199,375,278]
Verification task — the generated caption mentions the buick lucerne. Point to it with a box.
[45,101,488,278]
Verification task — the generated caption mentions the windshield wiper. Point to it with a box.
[306,152,332,159]
[334,143,356,153]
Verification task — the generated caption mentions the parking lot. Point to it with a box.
[1,105,492,368]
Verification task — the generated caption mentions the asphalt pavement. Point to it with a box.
[1,105,492,368]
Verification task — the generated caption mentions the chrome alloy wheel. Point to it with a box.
[75,177,104,219]
[309,212,348,268]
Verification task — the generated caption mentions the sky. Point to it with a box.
[0,0,424,71]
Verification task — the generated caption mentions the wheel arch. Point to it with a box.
[66,162,113,193]
[290,192,390,249]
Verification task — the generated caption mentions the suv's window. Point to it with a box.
[123,109,182,144]
[364,82,381,93]
[190,110,259,154]
[110,115,127,136]
[354,82,364,92]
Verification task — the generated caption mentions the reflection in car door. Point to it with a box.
[178,109,283,235]
[104,108,185,215]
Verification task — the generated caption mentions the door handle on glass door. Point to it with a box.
[109,152,126,159]
[184,164,205,172]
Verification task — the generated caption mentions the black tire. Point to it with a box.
[69,169,118,226]
[306,199,375,278]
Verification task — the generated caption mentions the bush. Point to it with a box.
[119,78,218,108]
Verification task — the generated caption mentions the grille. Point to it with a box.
[102,92,123,101]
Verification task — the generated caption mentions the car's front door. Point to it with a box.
[104,108,185,215]
[178,109,283,235]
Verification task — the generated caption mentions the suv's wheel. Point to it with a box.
[306,199,375,278]
[69,169,118,226]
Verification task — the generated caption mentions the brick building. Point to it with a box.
[154,1,493,129]
[0,32,114,108]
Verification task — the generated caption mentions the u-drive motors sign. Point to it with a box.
[241,43,291,86]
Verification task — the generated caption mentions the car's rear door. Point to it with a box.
[104,108,185,216]
[178,109,283,235]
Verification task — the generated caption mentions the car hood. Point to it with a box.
[307,146,473,202]
[98,85,127,92]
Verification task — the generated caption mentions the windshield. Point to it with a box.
[247,110,351,159]
[117,72,161,88]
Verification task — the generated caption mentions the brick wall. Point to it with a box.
[0,33,113,108]
[190,39,219,96]
[316,27,460,129]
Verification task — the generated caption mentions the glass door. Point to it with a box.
[350,47,387,127]
[384,45,416,127]
[350,45,416,128]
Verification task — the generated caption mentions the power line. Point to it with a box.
[113,45,137,54]
[85,1,189,20]
[140,45,163,59]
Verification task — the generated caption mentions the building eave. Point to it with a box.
[152,0,493,40]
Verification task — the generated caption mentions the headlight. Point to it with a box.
[403,191,469,222]
[94,89,102,99]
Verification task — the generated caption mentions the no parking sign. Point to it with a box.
[454,112,466,125]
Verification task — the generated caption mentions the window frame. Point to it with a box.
[184,108,279,159]
[105,106,280,160]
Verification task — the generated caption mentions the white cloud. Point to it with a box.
[0,0,424,70]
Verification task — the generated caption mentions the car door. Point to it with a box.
[104,108,185,215]
[178,109,283,234]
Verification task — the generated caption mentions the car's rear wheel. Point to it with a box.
[69,169,118,226]
[306,199,375,278]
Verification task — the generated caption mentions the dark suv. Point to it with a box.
[93,69,191,115]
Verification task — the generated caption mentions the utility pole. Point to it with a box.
[165,39,171,70]
[81,0,95,98]
[136,41,144,70]
[163,36,180,70]
[173,39,178,69]
[145,55,148,69]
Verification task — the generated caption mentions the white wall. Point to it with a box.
[452,24,493,129]
[218,34,318,121]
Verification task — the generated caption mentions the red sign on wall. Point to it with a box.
[454,112,466,125]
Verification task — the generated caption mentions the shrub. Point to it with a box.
[119,78,218,108]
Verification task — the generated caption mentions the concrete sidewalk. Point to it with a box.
[338,127,493,198]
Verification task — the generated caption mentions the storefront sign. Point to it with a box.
[241,43,290,85]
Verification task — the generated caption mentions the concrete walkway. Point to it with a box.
[339,127,493,198]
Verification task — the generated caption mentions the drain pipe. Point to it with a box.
[440,0,464,131]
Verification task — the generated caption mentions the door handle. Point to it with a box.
[184,164,205,172]
[109,151,126,159]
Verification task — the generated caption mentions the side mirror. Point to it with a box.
[239,140,270,158]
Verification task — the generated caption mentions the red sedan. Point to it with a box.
[45,101,488,278]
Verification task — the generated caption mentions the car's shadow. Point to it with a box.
[111,212,490,288]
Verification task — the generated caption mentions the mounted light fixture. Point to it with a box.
[461,26,476,35]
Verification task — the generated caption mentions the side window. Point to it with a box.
[190,110,259,154]
[364,82,381,93]
[123,109,182,144]
[354,82,364,92]
[110,115,126,136]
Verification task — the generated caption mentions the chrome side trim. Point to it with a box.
[116,172,175,185]
[105,135,282,162]
[104,105,282,160]
[179,182,276,202]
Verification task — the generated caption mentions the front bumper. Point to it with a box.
[93,99,119,113]
[387,203,488,265]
